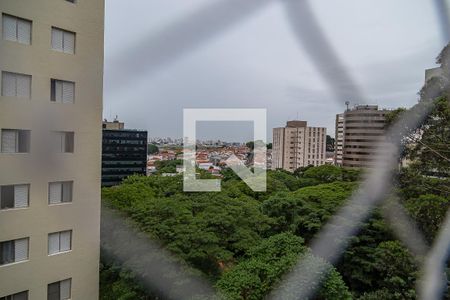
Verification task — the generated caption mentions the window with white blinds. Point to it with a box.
[0,238,29,265]
[51,79,75,103]
[47,279,71,300]
[52,131,74,153]
[1,129,30,153]
[1,71,31,98]
[2,14,32,45]
[0,184,29,209]
[48,230,72,255]
[0,290,28,300]
[48,181,72,204]
[51,27,75,54]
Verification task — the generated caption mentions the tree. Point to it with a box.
[386,44,450,176]
[326,135,335,152]
[147,144,159,155]
[408,97,450,176]
[216,233,351,300]
[302,165,343,183]
[100,166,439,299]
[396,167,450,200]
[103,177,273,277]
[101,177,156,212]
[405,194,450,243]
[370,241,417,299]
[268,169,303,191]
[262,182,357,240]
[233,172,290,201]
[338,209,392,296]
[155,159,183,174]
[293,165,314,177]
[99,263,156,300]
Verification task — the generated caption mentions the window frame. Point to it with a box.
[0,290,28,300]
[51,131,74,153]
[0,238,29,266]
[47,278,71,300]
[1,129,31,153]
[50,79,75,103]
[48,230,72,255]
[2,13,32,45]
[51,27,76,54]
[0,184,30,210]
[1,71,32,99]
[48,181,73,205]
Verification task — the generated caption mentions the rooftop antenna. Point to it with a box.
[345,101,350,111]
[296,111,299,120]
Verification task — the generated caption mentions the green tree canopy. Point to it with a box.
[147,144,159,155]
[216,233,351,300]
[262,182,357,240]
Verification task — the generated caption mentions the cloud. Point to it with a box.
[103,0,444,140]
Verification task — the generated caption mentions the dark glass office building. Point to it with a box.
[102,129,148,187]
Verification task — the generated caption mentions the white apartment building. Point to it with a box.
[0,1,104,299]
[272,121,327,172]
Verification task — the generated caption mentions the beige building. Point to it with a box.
[335,105,390,168]
[272,121,326,172]
[102,117,124,130]
[0,1,104,299]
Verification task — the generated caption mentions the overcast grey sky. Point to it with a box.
[103,0,446,142]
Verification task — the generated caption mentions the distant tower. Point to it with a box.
[345,101,350,111]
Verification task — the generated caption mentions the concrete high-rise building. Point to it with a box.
[335,105,390,168]
[335,113,345,166]
[272,121,326,172]
[0,1,104,299]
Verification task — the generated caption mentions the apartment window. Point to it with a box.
[1,129,30,153]
[52,132,74,153]
[2,14,31,45]
[51,27,75,54]
[0,184,29,209]
[1,71,31,98]
[0,291,28,300]
[0,238,29,265]
[48,230,72,255]
[48,182,72,204]
[51,79,74,103]
[47,279,71,300]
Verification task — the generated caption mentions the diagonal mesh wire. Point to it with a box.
[101,0,450,299]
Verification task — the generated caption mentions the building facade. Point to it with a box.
[102,118,124,130]
[335,113,345,165]
[272,121,326,172]
[0,0,104,299]
[335,105,390,168]
[102,129,148,187]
